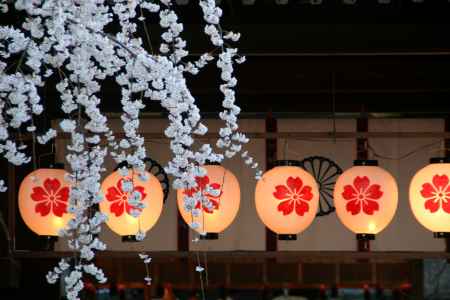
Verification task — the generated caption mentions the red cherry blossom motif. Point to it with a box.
[273,176,313,216]
[31,178,69,217]
[105,178,147,217]
[183,176,222,214]
[342,176,383,215]
[420,174,450,214]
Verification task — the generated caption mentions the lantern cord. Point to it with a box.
[196,249,206,300]
[37,140,55,168]
[203,250,209,288]
[191,211,206,300]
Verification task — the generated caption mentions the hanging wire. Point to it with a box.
[283,136,446,162]
[366,140,444,161]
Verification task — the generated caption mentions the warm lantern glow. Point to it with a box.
[409,158,450,234]
[18,168,72,236]
[334,161,398,235]
[177,164,240,236]
[255,163,319,236]
[100,169,164,237]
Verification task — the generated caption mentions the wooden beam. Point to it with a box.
[13,251,450,262]
[40,131,450,141]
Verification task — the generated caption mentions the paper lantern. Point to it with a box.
[255,161,319,239]
[409,157,450,236]
[18,168,72,237]
[100,169,164,239]
[334,160,398,239]
[177,164,240,239]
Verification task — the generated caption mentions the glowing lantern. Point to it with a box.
[18,168,72,237]
[334,160,398,240]
[177,164,240,239]
[255,161,319,240]
[100,169,164,240]
[409,157,450,237]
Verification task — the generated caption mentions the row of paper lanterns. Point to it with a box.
[18,157,450,242]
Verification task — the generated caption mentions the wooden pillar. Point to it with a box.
[445,117,450,253]
[177,212,189,252]
[265,113,277,251]
[356,114,371,252]
[7,164,16,253]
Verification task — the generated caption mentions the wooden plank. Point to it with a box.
[13,131,450,141]
[13,250,450,262]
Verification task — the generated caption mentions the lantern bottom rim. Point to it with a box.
[38,236,58,251]
[278,234,297,241]
[353,160,378,166]
[433,232,450,239]
[273,160,302,167]
[39,235,58,242]
[430,157,450,164]
[356,233,375,241]
[122,235,140,242]
[199,232,219,240]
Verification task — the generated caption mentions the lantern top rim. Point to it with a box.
[353,159,378,166]
[47,162,65,170]
[204,160,221,166]
[429,157,450,164]
[273,160,303,167]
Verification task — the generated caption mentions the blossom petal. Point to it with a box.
[105,187,122,202]
[117,178,125,193]
[273,185,290,200]
[184,187,196,197]
[205,183,223,198]
[110,200,125,217]
[441,198,450,214]
[53,200,67,217]
[365,184,383,200]
[295,200,309,216]
[196,176,209,190]
[126,202,142,215]
[287,177,303,194]
[362,199,379,215]
[299,186,313,201]
[134,186,147,201]
[277,199,294,215]
[421,183,435,198]
[31,186,48,202]
[425,198,440,213]
[353,176,370,193]
[433,174,449,191]
[342,185,357,201]
[55,186,69,203]
[35,200,51,217]
[210,198,219,210]
[43,178,61,195]
[346,200,361,215]
[203,198,219,214]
